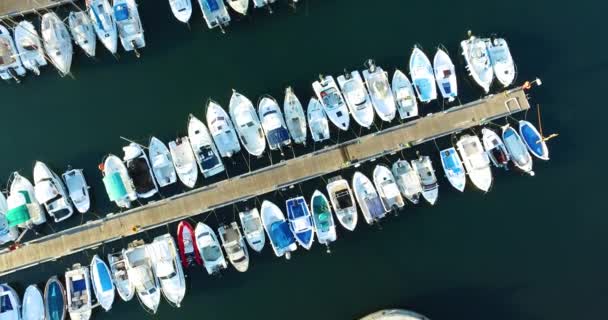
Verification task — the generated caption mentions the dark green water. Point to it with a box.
[1,0,604,319]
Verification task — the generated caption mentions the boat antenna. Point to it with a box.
[536,104,558,143]
[132,41,141,58]
[326,244,331,254]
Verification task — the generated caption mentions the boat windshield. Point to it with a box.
[198,146,220,170]
[242,215,261,233]
[202,245,221,261]
[0,292,13,313]
[320,88,342,109]
[335,189,352,209]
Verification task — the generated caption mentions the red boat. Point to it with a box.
[177,221,203,268]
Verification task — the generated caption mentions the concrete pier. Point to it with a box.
[0,0,75,19]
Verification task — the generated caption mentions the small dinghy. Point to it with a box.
[461,33,493,93]
[337,69,375,128]
[101,154,138,209]
[433,48,458,102]
[14,21,47,75]
[411,155,439,205]
[88,0,118,54]
[33,161,74,222]
[62,168,90,214]
[0,284,20,320]
[68,11,96,57]
[41,13,73,77]
[65,264,93,320]
[326,176,358,231]
[409,47,437,103]
[239,208,265,253]
[89,255,115,311]
[0,25,26,82]
[113,0,146,53]
[439,148,466,192]
[218,222,250,272]
[188,115,225,178]
[286,196,315,250]
[197,0,231,30]
[168,0,192,23]
[123,143,158,199]
[44,276,66,320]
[107,251,135,302]
[226,0,249,15]
[258,95,291,152]
[485,37,515,87]
[169,137,198,188]
[261,200,297,259]
[391,70,419,120]
[519,120,549,160]
[307,98,330,142]
[373,165,405,211]
[22,285,44,320]
[8,172,46,227]
[391,160,423,204]
[206,99,241,158]
[456,135,493,192]
[362,60,396,122]
[124,240,160,314]
[481,128,510,170]
[149,137,177,187]
[283,87,308,145]
[0,192,18,245]
[229,91,266,157]
[195,222,227,275]
[148,234,186,307]
[312,75,350,130]
[310,190,337,251]
[502,126,534,175]
[352,171,387,225]
[177,221,203,268]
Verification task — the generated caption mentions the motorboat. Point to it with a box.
[0,192,18,245]
[168,0,192,23]
[188,114,225,178]
[168,137,198,188]
[148,234,186,307]
[226,0,249,15]
[502,125,534,175]
[439,148,466,192]
[433,48,458,102]
[456,135,493,192]
[113,0,146,53]
[283,87,308,145]
[101,154,137,209]
[286,196,314,249]
[176,220,203,268]
[206,99,241,158]
[41,12,73,76]
[195,222,227,275]
[122,143,158,199]
[461,33,493,93]
[8,172,46,227]
[391,160,423,204]
[325,176,357,231]
[352,171,386,225]
[89,255,115,311]
[312,75,350,130]
[88,0,118,54]
[372,165,405,211]
[519,120,549,160]
[149,137,177,187]
[258,95,291,151]
[124,240,161,314]
[409,47,437,103]
[307,97,330,142]
[485,37,515,87]
[22,285,44,320]
[391,69,418,120]
[44,276,66,320]
[310,190,337,251]
[196,0,231,30]
[68,11,96,57]
[33,161,74,222]
[218,222,250,272]
[0,25,26,82]
[362,60,396,122]
[238,208,265,253]
[481,128,510,170]
[361,309,431,320]
[411,155,439,205]
[64,264,93,320]
[13,21,47,75]
[107,251,135,302]
[229,91,266,157]
[62,168,90,214]
[337,70,375,128]
[260,200,297,259]
[0,284,20,320]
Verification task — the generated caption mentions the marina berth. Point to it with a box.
[124,240,161,314]
[122,143,159,199]
[409,47,437,103]
[229,91,266,157]
[439,147,466,192]
[88,0,118,54]
[502,125,534,175]
[326,176,358,231]
[177,221,203,268]
[485,37,515,87]
[391,160,423,204]
[148,234,186,307]
[89,255,115,311]
[456,135,493,192]
[22,285,44,320]
[283,87,308,145]
[286,196,315,250]
[519,120,549,160]
[113,0,146,53]
[362,60,396,122]
[0,193,18,245]
[337,69,375,128]
[33,161,73,223]
[41,12,73,76]
[218,222,250,272]
[197,0,231,30]
[168,0,192,23]
[307,97,330,142]
[64,264,93,320]
[481,128,510,170]
[188,114,225,178]
[461,33,494,93]
[239,208,266,253]
[310,190,337,251]
[67,11,96,57]
[0,284,20,320]
[195,222,228,275]
[206,99,241,158]
[13,21,47,75]
[44,276,66,320]
[62,168,90,214]
[0,25,26,82]
[258,95,291,151]
[373,165,405,211]
[352,171,387,224]
[312,75,350,130]
[411,155,439,205]
[433,48,458,102]
[101,154,137,209]
[148,137,178,187]
[391,70,419,120]
[107,251,135,302]
[169,137,199,188]
[261,200,297,259]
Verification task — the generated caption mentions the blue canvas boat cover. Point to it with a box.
[96,261,114,291]
[0,287,13,312]
[267,128,289,148]
[199,146,220,170]
[365,196,385,220]
[415,79,432,101]
[270,221,294,250]
[46,281,65,320]
[205,0,220,12]
[520,123,543,156]
[443,149,463,174]
[72,278,86,292]
[287,198,307,219]
[113,4,130,22]
[442,82,452,95]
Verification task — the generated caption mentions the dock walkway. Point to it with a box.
[0,0,74,19]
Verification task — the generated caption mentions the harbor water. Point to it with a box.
[0,0,603,319]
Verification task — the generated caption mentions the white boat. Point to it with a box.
[33,161,73,223]
[41,13,73,76]
[456,135,493,192]
[391,160,422,204]
[107,251,135,302]
[122,143,158,199]
[13,21,47,75]
[372,165,404,211]
[326,176,357,231]
[411,156,438,205]
[391,70,418,120]
[312,75,350,130]
[461,33,493,93]
[481,128,510,170]
[439,148,466,192]
[168,137,198,188]
[229,91,266,157]
[113,0,146,52]
[0,192,18,245]
[485,37,515,87]
[433,48,458,102]
[0,283,21,320]
[124,241,161,314]
[195,222,227,275]
[239,208,265,253]
[64,264,93,320]
[218,222,250,272]
[0,25,26,82]
[307,97,330,142]
[283,87,308,145]
[89,255,115,312]
[149,137,177,187]
[88,0,117,54]
[206,99,241,158]
[188,115,225,177]
[258,95,291,151]
[168,0,192,23]
[260,200,297,259]
[148,234,186,307]
[362,60,396,122]
[22,285,44,320]
[101,154,137,209]
[502,125,534,175]
[352,171,387,225]
[253,0,277,9]
[62,168,90,214]
[226,0,249,15]
[8,172,46,227]
[196,0,231,30]
[310,190,337,250]
[337,70,375,128]
[409,47,437,103]
[68,11,96,57]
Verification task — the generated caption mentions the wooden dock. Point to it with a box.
[0,0,74,19]
[0,87,531,276]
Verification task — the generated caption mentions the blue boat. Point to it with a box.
[285,196,315,249]
[519,120,549,160]
[44,276,66,320]
[261,200,297,259]
[439,147,466,192]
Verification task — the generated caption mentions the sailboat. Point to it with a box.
[326,176,358,231]
[44,276,66,320]
[124,240,161,314]
[176,221,203,268]
[148,137,177,187]
[312,75,350,130]
[362,60,396,122]
[283,87,308,145]
[372,165,405,211]
[519,120,549,160]
[188,114,225,178]
[238,208,266,252]
[409,47,437,103]
[352,171,387,225]
[337,69,375,128]
[485,37,515,87]
[64,264,93,320]
[461,33,494,93]
[197,0,231,30]
[169,137,198,188]
[456,135,493,192]
[148,234,186,307]
[286,196,315,250]
[62,168,90,214]
[307,97,330,142]
[13,21,47,75]
[229,91,266,157]
[391,70,419,120]
[33,161,74,222]
[22,285,44,320]
[68,11,96,57]
[218,222,250,272]
[122,143,158,199]
[89,255,115,312]
[391,160,423,204]
[411,155,439,205]
[88,0,118,54]
[0,25,26,82]
[433,48,458,102]
[439,148,466,192]
[195,222,228,275]
[0,192,18,245]
[7,172,46,228]
[206,99,241,158]
[260,200,297,259]
[113,0,146,53]
[0,284,21,320]
[101,154,138,209]
[310,190,337,251]
[107,251,135,302]
[168,0,192,23]
[258,95,291,152]
[481,128,510,170]
[226,0,249,15]
[502,125,534,175]
[40,12,73,76]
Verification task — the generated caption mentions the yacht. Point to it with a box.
[502,125,534,175]
[238,208,265,252]
[372,165,404,211]
[352,171,387,225]
[89,255,115,311]
[88,0,118,54]
[206,99,241,158]
[41,12,73,76]
[0,192,18,245]
[229,91,266,157]
[64,264,93,320]
[113,0,146,53]
[310,190,337,251]
[258,95,291,151]
[286,196,314,249]
[122,143,158,199]
[62,168,90,214]
[362,60,396,122]
[409,46,437,103]
[33,161,73,222]
[260,200,297,259]
[283,87,308,145]
[226,0,249,15]
[218,222,250,272]
[13,21,47,75]
[44,276,66,320]
[307,97,330,142]
[168,0,192,23]
[107,251,135,301]
[485,37,515,87]
[391,160,423,204]
[8,172,46,227]
[481,128,510,170]
[519,120,549,160]
[68,11,96,57]
[439,148,466,192]
[0,284,21,320]
[0,25,26,82]
[456,135,493,192]
[411,155,439,205]
[326,176,357,231]
[197,0,231,30]
[148,234,186,307]
[461,33,493,93]
[195,222,228,275]
[312,75,350,130]
[188,114,225,178]
[391,69,419,120]
[124,240,161,314]
[101,154,137,209]
[433,48,457,102]
[168,137,198,188]
[176,220,203,268]
[337,69,375,128]
[22,285,44,320]
[149,137,177,187]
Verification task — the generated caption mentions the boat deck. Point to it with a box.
[0,0,75,18]
[0,87,531,276]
